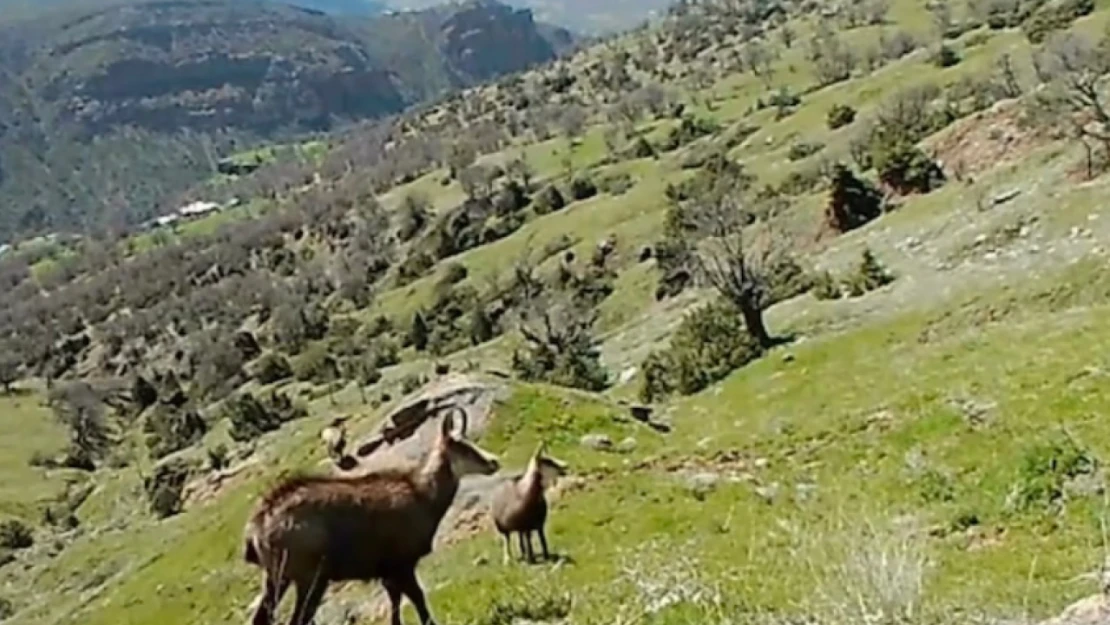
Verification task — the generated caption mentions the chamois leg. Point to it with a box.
[501,532,513,565]
[398,569,436,625]
[250,575,290,625]
[517,532,532,562]
[288,577,328,625]
[383,578,404,625]
[537,528,551,561]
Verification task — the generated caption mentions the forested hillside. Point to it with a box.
[0,0,572,242]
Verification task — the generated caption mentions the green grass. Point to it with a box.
[0,390,68,521]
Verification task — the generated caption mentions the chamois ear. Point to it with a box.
[533,440,547,459]
[449,406,468,439]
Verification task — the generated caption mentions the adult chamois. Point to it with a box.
[489,442,567,564]
[243,409,499,625]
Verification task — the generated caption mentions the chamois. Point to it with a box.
[243,409,499,625]
[320,416,348,464]
[489,442,567,564]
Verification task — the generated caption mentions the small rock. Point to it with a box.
[1038,594,1110,625]
[687,472,720,499]
[580,433,613,451]
[991,188,1021,205]
[1065,471,1105,498]
[754,482,780,504]
[617,437,638,453]
[619,367,638,385]
[696,437,713,449]
[795,482,818,502]
[984,252,998,261]
[754,457,770,469]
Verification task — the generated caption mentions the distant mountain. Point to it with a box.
[387,0,672,34]
[0,0,568,241]
[284,0,385,13]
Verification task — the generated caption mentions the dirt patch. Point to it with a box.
[925,100,1047,180]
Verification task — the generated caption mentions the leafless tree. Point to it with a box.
[741,39,777,87]
[1034,30,1110,177]
[994,52,1023,98]
[674,170,789,349]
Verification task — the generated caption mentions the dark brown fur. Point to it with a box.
[243,415,498,625]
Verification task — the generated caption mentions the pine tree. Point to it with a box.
[410,311,429,352]
[469,307,494,346]
[825,163,883,233]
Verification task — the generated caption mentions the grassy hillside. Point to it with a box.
[3,0,1110,623]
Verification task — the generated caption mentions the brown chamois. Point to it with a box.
[489,442,568,564]
[243,409,499,625]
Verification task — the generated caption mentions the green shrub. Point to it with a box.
[1010,437,1097,512]
[766,255,815,305]
[845,249,896,296]
[493,181,529,216]
[207,443,229,471]
[226,391,306,443]
[827,103,857,130]
[253,352,293,384]
[640,299,763,402]
[568,176,598,201]
[293,344,340,384]
[441,262,469,285]
[598,171,634,195]
[916,468,956,503]
[873,139,945,194]
[143,458,195,519]
[629,136,657,159]
[1022,0,1094,43]
[812,271,843,300]
[367,336,400,369]
[825,163,884,233]
[533,185,567,214]
[787,141,824,162]
[932,44,961,68]
[143,406,208,459]
[400,373,425,395]
[0,519,32,550]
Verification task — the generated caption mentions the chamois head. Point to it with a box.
[435,408,500,477]
[527,442,568,487]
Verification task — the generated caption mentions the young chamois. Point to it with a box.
[320,416,348,464]
[489,442,567,564]
[243,409,499,625]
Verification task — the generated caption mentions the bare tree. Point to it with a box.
[557,105,588,140]
[511,261,608,391]
[49,381,115,469]
[0,348,18,393]
[673,170,788,349]
[994,52,1024,98]
[741,39,777,87]
[1034,31,1110,177]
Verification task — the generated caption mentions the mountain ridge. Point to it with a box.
[0,0,573,242]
